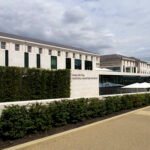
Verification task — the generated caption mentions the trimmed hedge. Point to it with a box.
[0,67,70,102]
[0,93,150,139]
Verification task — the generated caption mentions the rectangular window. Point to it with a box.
[24,52,29,68]
[108,67,121,72]
[80,54,82,59]
[75,59,82,70]
[5,50,8,66]
[49,49,52,55]
[85,60,92,70]
[58,51,61,56]
[37,54,41,68]
[28,46,32,52]
[66,58,71,69]
[15,44,20,51]
[39,48,42,54]
[134,67,136,73]
[51,56,57,69]
[126,67,130,72]
[1,42,6,49]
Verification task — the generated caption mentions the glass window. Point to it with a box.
[134,67,136,73]
[58,51,61,56]
[75,59,82,70]
[28,46,32,52]
[24,52,29,68]
[49,49,52,55]
[107,67,121,72]
[51,56,57,69]
[80,54,82,59]
[5,50,9,66]
[85,60,92,70]
[126,67,130,72]
[39,48,42,54]
[15,44,20,51]
[66,58,71,69]
[1,42,6,49]
[37,54,40,68]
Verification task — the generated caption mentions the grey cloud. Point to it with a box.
[0,0,150,61]
[63,7,86,24]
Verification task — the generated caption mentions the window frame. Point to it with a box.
[15,44,20,51]
[66,58,71,69]
[75,59,82,70]
[39,48,42,54]
[85,60,93,70]
[28,46,32,53]
[51,56,57,69]
[37,54,41,68]
[58,51,61,56]
[1,41,6,49]
[24,52,29,68]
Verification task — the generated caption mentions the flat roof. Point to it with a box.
[101,54,147,63]
[0,32,100,56]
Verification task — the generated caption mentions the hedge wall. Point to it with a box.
[0,67,70,102]
[0,93,150,139]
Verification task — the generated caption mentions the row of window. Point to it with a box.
[3,50,93,70]
[1,42,98,61]
[25,53,57,69]
[123,66,136,73]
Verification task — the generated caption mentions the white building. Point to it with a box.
[0,32,100,71]
[100,54,150,74]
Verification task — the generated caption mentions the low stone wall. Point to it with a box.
[0,92,150,116]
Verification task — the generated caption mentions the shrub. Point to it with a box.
[131,94,145,107]
[121,95,133,109]
[144,94,150,105]
[0,93,150,140]
[113,96,123,112]
[87,98,106,118]
[105,97,116,114]
[48,101,69,127]
[0,105,33,139]
[67,98,88,123]
[28,103,52,132]
[0,67,70,102]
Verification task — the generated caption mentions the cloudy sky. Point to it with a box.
[0,0,150,61]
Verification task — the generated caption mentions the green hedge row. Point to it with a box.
[0,67,70,102]
[0,93,150,139]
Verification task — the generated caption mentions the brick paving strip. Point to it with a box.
[4,106,150,150]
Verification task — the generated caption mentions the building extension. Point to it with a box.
[100,54,150,74]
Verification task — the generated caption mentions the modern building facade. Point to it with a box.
[0,32,100,71]
[1,32,150,98]
[100,54,150,74]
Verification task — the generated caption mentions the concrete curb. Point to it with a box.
[4,106,150,150]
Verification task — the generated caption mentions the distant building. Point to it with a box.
[100,54,150,74]
[0,32,100,70]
